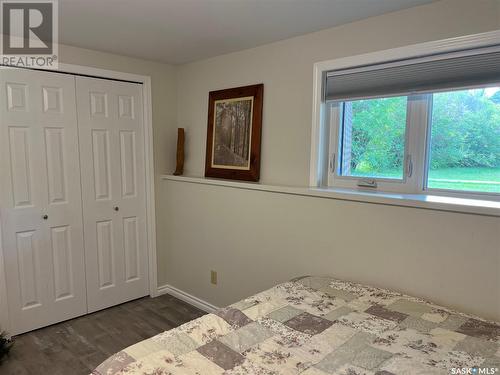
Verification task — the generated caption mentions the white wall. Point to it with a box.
[163,180,500,320]
[164,0,500,320]
[176,0,500,185]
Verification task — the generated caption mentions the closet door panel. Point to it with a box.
[50,225,74,300]
[0,68,87,334]
[76,77,148,313]
[38,72,86,326]
[114,81,148,302]
[8,126,34,207]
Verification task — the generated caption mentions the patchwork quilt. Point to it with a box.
[93,276,500,375]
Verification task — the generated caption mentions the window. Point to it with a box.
[427,87,500,194]
[320,48,500,200]
[337,96,408,181]
[327,93,424,192]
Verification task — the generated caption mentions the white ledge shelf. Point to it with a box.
[161,174,500,217]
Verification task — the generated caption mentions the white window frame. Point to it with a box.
[310,30,500,201]
[326,94,430,194]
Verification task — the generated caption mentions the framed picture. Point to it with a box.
[205,84,263,181]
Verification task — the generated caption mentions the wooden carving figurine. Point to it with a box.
[173,128,185,175]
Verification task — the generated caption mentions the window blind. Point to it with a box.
[324,49,500,101]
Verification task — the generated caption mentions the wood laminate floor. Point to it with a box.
[0,294,206,375]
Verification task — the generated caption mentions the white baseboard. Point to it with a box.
[157,284,219,314]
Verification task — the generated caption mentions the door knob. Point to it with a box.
[114,206,119,211]
[42,214,48,220]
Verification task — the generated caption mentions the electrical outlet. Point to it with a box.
[211,270,217,285]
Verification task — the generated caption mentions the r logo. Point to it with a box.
[2,1,54,54]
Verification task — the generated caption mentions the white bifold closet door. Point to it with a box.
[0,68,87,334]
[76,77,148,313]
[1,69,149,334]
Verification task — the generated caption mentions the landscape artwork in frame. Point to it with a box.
[205,84,263,181]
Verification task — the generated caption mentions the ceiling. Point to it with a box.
[59,0,437,65]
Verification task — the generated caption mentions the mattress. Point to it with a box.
[92,276,499,374]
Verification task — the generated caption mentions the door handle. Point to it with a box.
[42,214,48,220]
[114,206,119,212]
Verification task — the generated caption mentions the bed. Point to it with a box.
[92,276,500,374]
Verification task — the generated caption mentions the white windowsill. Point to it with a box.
[161,174,500,217]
